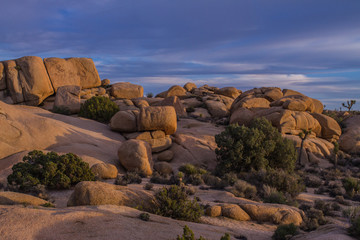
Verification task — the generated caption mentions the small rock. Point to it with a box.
[221,204,250,221]
[154,162,173,175]
[205,205,222,217]
[91,163,118,179]
[157,150,174,162]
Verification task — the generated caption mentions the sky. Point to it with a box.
[0,0,359,110]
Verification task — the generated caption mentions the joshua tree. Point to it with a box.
[298,129,312,166]
[342,100,356,112]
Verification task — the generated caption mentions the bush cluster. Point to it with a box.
[176,225,230,240]
[272,223,298,240]
[215,118,296,175]
[7,150,94,191]
[79,96,119,123]
[115,171,142,186]
[152,185,203,222]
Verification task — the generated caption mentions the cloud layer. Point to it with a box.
[0,0,359,109]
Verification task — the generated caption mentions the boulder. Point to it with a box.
[183,82,197,92]
[53,85,81,114]
[205,205,222,217]
[90,163,118,179]
[237,97,271,109]
[101,79,110,86]
[240,204,302,225]
[282,89,304,97]
[205,100,229,118]
[114,99,139,111]
[67,181,154,209]
[44,57,101,91]
[132,99,149,108]
[271,95,315,112]
[154,162,173,175]
[137,106,177,135]
[215,87,241,99]
[4,56,54,105]
[146,136,172,153]
[110,82,144,99]
[154,96,186,117]
[339,116,360,153]
[311,113,341,141]
[0,191,51,206]
[229,107,255,125]
[110,110,138,133]
[311,98,324,114]
[182,98,203,109]
[165,85,187,97]
[117,139,153,176]
[0,62,6,90]
[221,204,250,221]
[263,88,283,101]
[157,150,174,162]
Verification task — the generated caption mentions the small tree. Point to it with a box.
[298,129,312,166]
[342,100,356,112]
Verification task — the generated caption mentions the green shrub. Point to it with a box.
[343,177,360,198]
[215,118,296,175]
[231,180,257,200]
[144,183,154,190]
[152,185,203,222]
[349,216,360,238]
[115,171,142,185]
[263,185,287,204]
[272,223,298,240]
[202,174,229,189]
[7,150,94,191]
[146,92,153,98]
[178,164,207,186]
[263,169,305,197]
[139,212,150,221]
[176,225,230,240]
[79,96,119,123]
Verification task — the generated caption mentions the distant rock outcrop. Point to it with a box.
[0,56,101,106]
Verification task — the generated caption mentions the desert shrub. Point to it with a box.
[349,216,360,239]
[176,225,230,240]
[79,96,119,123]
[179,164,207,186]
[343,177,360,198]
[115,171,142,185]
[146,92,153,98]
[139,212,150,221]
[263,185,287,204]
[222,172,238,186]
[202,173,229,189]
[7,150,94,191]
[231,180,257,200]
[301,208,327,231]
[215,118,296,175]
[150,172,171,184]
[272,223,298,240]
[152,185,203,222]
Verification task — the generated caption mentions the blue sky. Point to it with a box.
[0,0,359,110]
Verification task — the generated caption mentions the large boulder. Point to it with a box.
[339,116,360,153]
[137,106,177,135]
[90,163,118,179]
[0,191,51,206]
[3,56,54,105]
[311,113,342,142]
[53,85,81,114]
[221,204,250,221]
[240,204,303,225]
[234,97,271,110]
[205,100,229,118]
[183,82,197,92]
[117,139,153,176]
[67,181,154,209]
[154,96,186,117]
[44,57,101,91]
[165,85,187,97]
[271,95,316,113]
[215,87,241,99]
[110,110,138,133]
[229,107,255,125]
[110,82,144,99]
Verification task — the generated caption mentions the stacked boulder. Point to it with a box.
[229,87,342,162]
[0,56,102,106]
